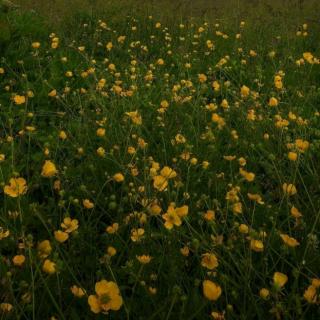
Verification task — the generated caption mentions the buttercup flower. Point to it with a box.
[41,160,58,177]
[4,178,27,197]
[88,280,123,314]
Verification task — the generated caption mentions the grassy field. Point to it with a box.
[1,1,320,319]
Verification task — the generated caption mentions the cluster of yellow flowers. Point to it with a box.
[0,14,319,319]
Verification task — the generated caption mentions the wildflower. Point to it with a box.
[239,224,249,234]
[54,230,69,243]
[250,239,264,252]
[259,288,270,299]
[13,95,26,105]
[41,160,58,177]
[282,183,297,196]
[290,206,302,218]
[239,168,255,182]
[125,111,142,125]
[201,253,219,270]
[37,240,52,259]
[97,147,106,157]
[153,166,176,191]
[0,303,13,313]
[42,259,56,274]
[295,139,309,153]
[241,85,250,98]
[280,234,300,247]
[198,74,207,83]
[106,223,119,234]
[12,255,26,266]
[96,128,106,137]
[131,228,145,242]
[107,246,117,257]
[288,152,298,161]
[48,89,57,97]
[204,210,215,221]
[180,246,190,256]
[0,228,10,240]
[70,285,86,298]
[273,272,288,288]
[269,97,278,107]
[4,178,27,197]
[113,173,125,182]
[83,199,94,209]
[162,205,188,230]
[232,202,243,214]
[136,255,152,264]
[59,131,67,140]
[88,280,123,314]
[247,193,264,204]
[61,217,79,233]
[175,133,186,144]
[203,280,222,301]
[304,285,317,303]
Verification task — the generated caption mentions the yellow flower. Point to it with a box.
[268,97,278,107]
[96,128,106,137]
[41,160,58,177]
[88,280,123,314]
[153,175,168,191]
[239,168,255,182]
[107,246,117,257]
[136,255,152,264]
[0,228,10,240]
[48,89,57,97]
[70,285,86,298]
[239,224,249,234]
[32,42,41,49]
[97,147,105,157]
[175,133,186,144]
[13,95,26,105]
[198,73,207,83]
[113,173,125,182]
[282,183,297,196]
[250,239,264,252]
[106,223,119,234]
[241,85,250,98]
[37,240,52,259]
[290,206,302,218]
[232,202,243,214]
[131,228,145,242]
[83,199,94,209]
[259,288,270,299]
[4,178,28,197]
[0,303,13,313]
[280,234,300,247]
[12,254,26,266]
[162,205,188,230]
[42,259,56,274]
[273,272,288,288]
[125,111,142,125]
[54,230,69,243]
[247,193,264,204]
[204,210,215,221]
[201,253,219,270]
[203,280,222,301]
[59,130,67,140]
[303,285,317,303]
[288,152,298,161]
[61,217,79,233]
[295,139,309,153]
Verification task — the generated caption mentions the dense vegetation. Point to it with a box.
[1,1,320,319]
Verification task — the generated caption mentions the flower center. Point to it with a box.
[100,293,111,305]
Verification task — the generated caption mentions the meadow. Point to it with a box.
[0,0,320,319]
